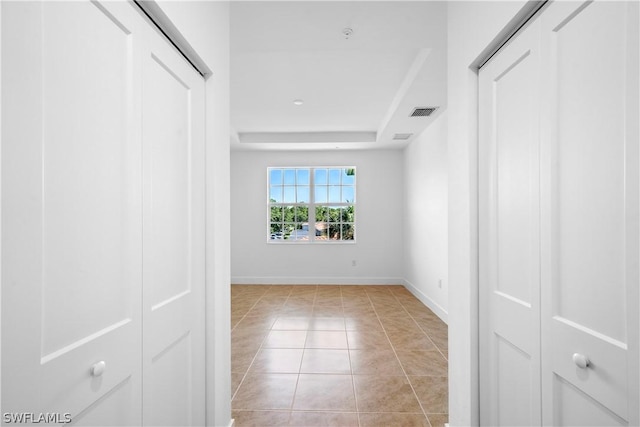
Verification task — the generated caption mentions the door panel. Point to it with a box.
[548,0,627,341]
[553,376,627,427]
[40,2,142,418]
[550,318,628,420]
[479,17,541,426]
[2,1,207,425]
[497,337,533,426]
[141,25,205,427]
[41,0,138,356]
[540,1,639,424]
[68,378,137,426]
[145,53,191,309]
[149,333,192,426]
[2,1,143,423]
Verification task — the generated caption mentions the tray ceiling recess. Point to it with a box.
[230,1,447,151]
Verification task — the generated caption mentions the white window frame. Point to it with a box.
[267,166,356,244]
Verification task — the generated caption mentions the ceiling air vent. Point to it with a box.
[410,107,439,117]
[393,133,413,141]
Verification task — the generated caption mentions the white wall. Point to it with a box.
[155,3,232,427]
[446,1,528,426]
[231,150,404,285]
[402,113,448,322]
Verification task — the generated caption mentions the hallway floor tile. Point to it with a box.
[231,284,448,427]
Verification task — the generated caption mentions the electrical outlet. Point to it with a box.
[438,279,442,289]
[352,260,357,267]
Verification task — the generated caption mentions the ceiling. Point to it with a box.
[230,1,447,151]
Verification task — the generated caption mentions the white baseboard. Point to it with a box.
[228,419,235,427]
[402,279,448,324]
[231,276,403,285]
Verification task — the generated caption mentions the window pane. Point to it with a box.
[329,169,341,185]
[283,206,295,222]
[283,186,296,203]
[343,168,355,184]
[315,186,328,203]
[342,224,355,240]
[328,186,341,203]
[297,186,309,203]
[342,186,355,203]
[284,169,296,185]
[270,169,283,185]
[328,223,341,240]
[329,208,342,222]
[283,223,295,240]
[270,223,284,237]
[314,222,328,240]
[295,206,309,222]
[270,186,283,203]
[315,168,328,185]
[270,206,283,222]
[342,206,355,222]
[297,169,310,185]
[315,206,328,222]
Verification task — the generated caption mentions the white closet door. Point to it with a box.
[2,1,207,425]
[479,17,542,427]
[140,22,206,427]
[540,1,639,425]
[2,1,143,425]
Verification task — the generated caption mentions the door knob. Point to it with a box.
[91,361,106,377]
[572,353,590,369]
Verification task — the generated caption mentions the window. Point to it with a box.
[268,167,356,243]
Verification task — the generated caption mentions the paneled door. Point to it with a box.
[140,17,206,427]
[2,1,206,425]
[479,15,542,427]
[480,1,639,425]
[2,1,143,425]
[540,1,639,425]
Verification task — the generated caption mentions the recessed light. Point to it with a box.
[293,99,304,106]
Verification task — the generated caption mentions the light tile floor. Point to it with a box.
[231,285,448,427]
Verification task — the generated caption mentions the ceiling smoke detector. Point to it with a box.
[410,107,439,117]
[342,28,353,39]
[393,133,413,141]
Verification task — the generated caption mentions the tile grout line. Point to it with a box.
[230,286,271,405]
[231,286,287,407]
[282,286,306,425]
[398,295,450,374]
[393,289,449,426]
[339,290,363,427]
[396,290,449,425]
[230,287,268,332]
[372,287,434,425]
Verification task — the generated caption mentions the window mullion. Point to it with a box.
[309,168,315,242]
